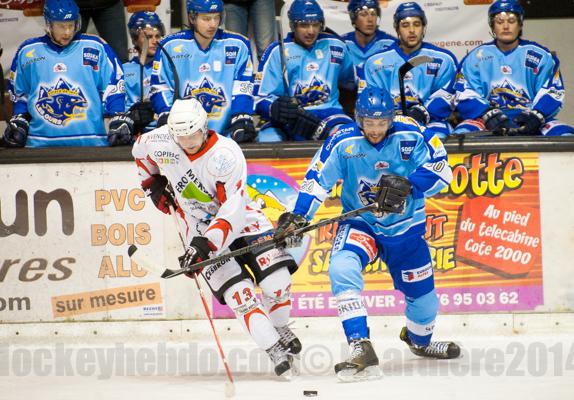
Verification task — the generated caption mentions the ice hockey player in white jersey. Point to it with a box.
[132,98,300,377]
[454,0,573,136]
[275,87,460,382]
[123,11,165,134]
[2,0,131,147]
[149,0,256,143]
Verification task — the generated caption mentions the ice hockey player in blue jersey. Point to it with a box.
[454,0,573,136]
[362,2,458,139]
[254,0,356,142]
[342,0,396,81]
[2,0,131,147]
[149,0,256,143]
[123,11,165,134]
[275,87,460,382]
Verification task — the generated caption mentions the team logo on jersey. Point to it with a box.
[525,50,542,74]
[426,59,443,76]
[82,48,100,71]
[500,65,512,74]
[357,178,379,206]
[183,77,227,116]
[225,46,239,65]
[490,79,530,110]
[35,78,88,126]
[293,75,330,107]
[329,46,344,64]
[53,63,67,73]
[399,140,417,161]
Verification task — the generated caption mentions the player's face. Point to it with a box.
[397,17,425,50]
[50,21,78,46]
[362,117,391,144]
[293,21,322,48]
[176,130,206,154]
[193,13,221,41]
[354,8,378,36]
[492,12,521,44]
[136,27,162,58]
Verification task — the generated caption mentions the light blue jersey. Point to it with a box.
[362,42,458,122]
[293,116,452,241]
[254,32,355,120]
[123,57,153,109]
[150,29,254,134]
[455,39,564,121]
[8,34,125,147]
[341,29,396,81]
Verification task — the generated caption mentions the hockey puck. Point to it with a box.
[303,390,318,397]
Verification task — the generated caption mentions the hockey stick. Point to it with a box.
[160,203,378,279]
[275,16,289,93]
[155,41,181,101]
[138,35,150,102]
[398,55,433,115]
[0,43,9,123]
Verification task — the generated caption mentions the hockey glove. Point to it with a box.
[226,113,257,143]
[513,109,545,136]
[179,236,215,277]
[406,104,431,125]
[292,109,327,140]
[156,111,169,128]
[2,114,29,147]
[270,96,299,126]
[275,212,309,248]
[482,108,514,136]
[129,101,155,134]
[108,113,135,146]
[376,174,412,214]
[141,174,176,215]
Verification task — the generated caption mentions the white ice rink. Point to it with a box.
[1,315,573,400]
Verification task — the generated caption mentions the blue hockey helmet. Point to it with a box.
[348,0,381,21]
[44,0,79,23]
[128,11,166,39]
[288,0,325,26]
[355,87,395,130]
[186,0,224,14]
[393,2,427,28]
[488,0,524,27]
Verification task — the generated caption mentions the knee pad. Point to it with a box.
[329,250,364,296]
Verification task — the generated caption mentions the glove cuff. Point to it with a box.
[230,113,253,124]
[530,109,545,124]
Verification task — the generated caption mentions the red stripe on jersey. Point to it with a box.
[216,181,227,203]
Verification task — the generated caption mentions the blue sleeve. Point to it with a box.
[149,38,175,114]
[531,52,564,119]
[425,52,458,120]
[101,43,126,116]
[230,39,255,116]
[338,45,357,90]
[254,42,285,120]
[8,41,32,116]
[454,51,491,119]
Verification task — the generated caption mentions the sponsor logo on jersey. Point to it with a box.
[224,46,239,64]
[293,75,330,107]
[173,44,184,53]
[82,47,100,70]
[306,62,319,71]
[315,49,323,59]
[399,140,417,160]
[501,65,512,74]
[375,160,389,170]
[358,178,378,206]
[426,59,442,76]
[330,46,344,64]
[152,61,160,71]
[401,263,433,282]
[347,230,377,261]
[35,78,88,126]
[176,168,213,203]
[53,63,67,73]
[199,63,211,72]
[183,77,227,116]
[429,135,447,158]
[23,54,46,67]
[153,150,180,165]
[525,50,542,74]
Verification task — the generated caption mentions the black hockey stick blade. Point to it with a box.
[399,55,433,76]
[160,204,378,279]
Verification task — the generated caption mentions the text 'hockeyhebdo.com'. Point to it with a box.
[1,342,573,379]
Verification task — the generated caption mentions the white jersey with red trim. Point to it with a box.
[132,127,272,252]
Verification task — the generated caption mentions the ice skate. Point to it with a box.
[400,326,461,359]
[266,341,294,379]
[276,324,302,355]
[334,339,382,382]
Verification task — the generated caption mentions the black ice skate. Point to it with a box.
[276,324,302,355]
[400,326,461,359]
[266,340,294,378]
[334,338,382,382]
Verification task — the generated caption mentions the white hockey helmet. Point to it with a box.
[167,98,209,138]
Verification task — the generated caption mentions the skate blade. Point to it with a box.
[277,369,293,381]
[291,358,301,377]
[336,365,383,383]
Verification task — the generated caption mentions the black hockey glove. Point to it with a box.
[179,236,214,277]
[513,109,545,136]
[482,108,514,136]
[275,212,309,248]
[2,114,29,147]
[406,104,431,125]
[292,109,327,140]
[226,113,257,143]
[376,175,412,214]
[156,111,169,128]
[141,174,176,215]
[270,96,299,126]
[108,113,135,146]
[129,101,155,134]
